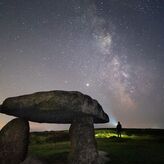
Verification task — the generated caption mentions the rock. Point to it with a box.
[0,118,29,164]
[69,116,99,164]
[98,151,111,164]
[0,90,109,123]
[21,156,47,164]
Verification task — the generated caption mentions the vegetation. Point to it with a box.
[28,128,164,164]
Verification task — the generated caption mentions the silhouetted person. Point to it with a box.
[116,121,122,138]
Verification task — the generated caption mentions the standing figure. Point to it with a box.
[116,121,122,138]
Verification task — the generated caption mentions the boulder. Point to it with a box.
[0,118,29,164]
[0,90,109,123]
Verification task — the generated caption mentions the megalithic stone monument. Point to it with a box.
[0,90,109,164]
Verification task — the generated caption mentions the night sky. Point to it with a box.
[0,0,164,131]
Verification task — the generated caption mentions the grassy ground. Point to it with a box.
[28,129,164,164]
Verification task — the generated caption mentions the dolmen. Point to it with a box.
[0,90,109,164]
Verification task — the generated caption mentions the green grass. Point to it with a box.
[97,138,164,164]
[28,129,164,164]
[28,142,70,163]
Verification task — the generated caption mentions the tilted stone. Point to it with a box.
[0,90,109,123]
[0,118,29,164]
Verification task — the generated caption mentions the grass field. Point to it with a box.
[28,129,164,164]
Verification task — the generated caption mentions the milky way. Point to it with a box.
[0,0,164,130]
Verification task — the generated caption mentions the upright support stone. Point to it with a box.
[69,116,98,164]
[0,118,29,164]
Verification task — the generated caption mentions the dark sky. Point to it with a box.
[0,0,164,130]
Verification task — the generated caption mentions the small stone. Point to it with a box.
[0,118,29,164]
[21,156,47,164]
[98,151,111,164]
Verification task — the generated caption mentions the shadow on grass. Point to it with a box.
[41,152,68,164]
[108,136,132,142]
